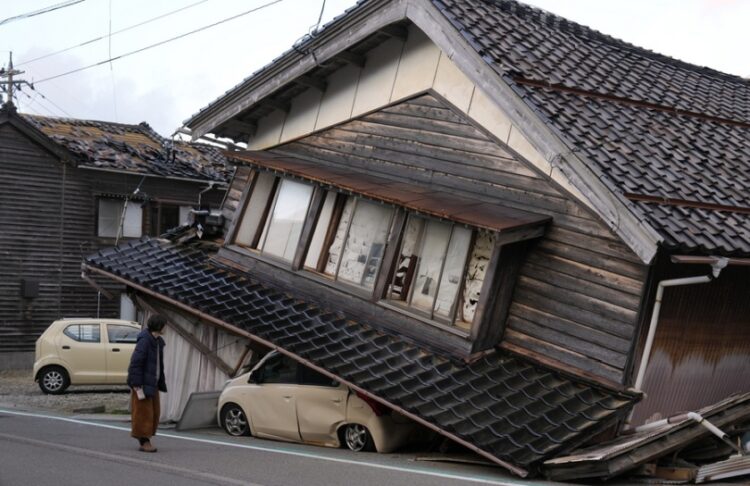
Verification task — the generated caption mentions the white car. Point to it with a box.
[218,351,418,453]
[33,318,141,394]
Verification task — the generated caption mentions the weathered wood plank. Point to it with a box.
[503,329,624,383]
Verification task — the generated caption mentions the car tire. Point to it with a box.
[221,403,251,437]
[38,366,70,395]
[342,423,375,452]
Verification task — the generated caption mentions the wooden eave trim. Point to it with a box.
[1,112,79,164]
[406,0,662,264]
[81,261,528,477]
[185,0,408,139]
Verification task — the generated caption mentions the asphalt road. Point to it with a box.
[0,408,556,486]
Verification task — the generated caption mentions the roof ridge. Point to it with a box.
[482,0,750,87]
[21,112,167,134]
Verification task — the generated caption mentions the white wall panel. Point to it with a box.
[351,37,404,117]
[433,52,475,112]
[248,109,286,150]
[391,24,441,101]
[280,88,322,143]
[316,64,361,130]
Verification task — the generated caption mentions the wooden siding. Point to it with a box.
[267,93,648,383]
[0,124,225,352]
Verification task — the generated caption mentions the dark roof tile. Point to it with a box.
[85,237,638,472]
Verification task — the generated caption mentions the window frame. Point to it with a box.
[382,214,477,330]
[96,197,144,239]
[228,170,518,341]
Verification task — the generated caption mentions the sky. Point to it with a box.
[1,0,748,137]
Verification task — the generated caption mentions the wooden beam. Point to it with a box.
[222,119,257,136]
[379,24,408,40]
[671,255,750,267]
[135,295,235,376]
[373,208,407,301]
[295,75,327,92]
[495,225,546,246]
[335,50,365,68]
[80,271,114,300]
[260,98,291,113]
[291,185,326,271]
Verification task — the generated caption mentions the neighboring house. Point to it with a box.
[0,102,231,367]
[83,0,750,479]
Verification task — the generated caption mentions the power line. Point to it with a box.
[18,0,211,67]
[0,0,86,27]
[35,0,284,85]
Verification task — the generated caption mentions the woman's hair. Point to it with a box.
[147,315,167,333]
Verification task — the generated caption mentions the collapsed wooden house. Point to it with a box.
[83,0,750,479]
[0,103,231,368]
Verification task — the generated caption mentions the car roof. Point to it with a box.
[53,318,140,326]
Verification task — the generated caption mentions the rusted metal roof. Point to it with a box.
[225,150,550,233]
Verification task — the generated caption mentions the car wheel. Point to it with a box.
[38,366,70,395]
[221,404,250,436]
[343,423,375,452]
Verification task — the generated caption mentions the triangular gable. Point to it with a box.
[185,0,661,263]
[0,104,77,164]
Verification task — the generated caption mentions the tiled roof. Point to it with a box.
[433,0,750,255]
[85,237,638,475]
[23,113,231,183]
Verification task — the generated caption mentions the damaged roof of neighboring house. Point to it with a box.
[83,237,639,477]
[186,0,750,257]
[22,113,232,184]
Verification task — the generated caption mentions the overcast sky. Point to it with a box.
[1,0,747,136]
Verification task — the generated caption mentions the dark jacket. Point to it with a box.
[127,329,167,397]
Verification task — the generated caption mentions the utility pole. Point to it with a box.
[0,52,33,106]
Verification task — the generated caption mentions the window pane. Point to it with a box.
[304,191,337,270]
[323,197,357,276]
[107,325,139,344]
[336,200,393,290]
[122,201,143,238]
[79,324,101,343]
[179,206,192,226]
[458,230,496,325]
[262,354,298,384]
[410,220,451,312]
[389,217,425,300]
[261,179,314,261]
[434,226,472,320]
[98,199,121,237]
[298,365,338,387]
[63,325,80,341]
[235,172,276,246]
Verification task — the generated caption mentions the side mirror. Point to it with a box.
[249,369,262,384]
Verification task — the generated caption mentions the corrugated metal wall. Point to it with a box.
[0,123,225,352]
[630,265,750,424]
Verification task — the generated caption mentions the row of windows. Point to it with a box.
[63,324,139,343]
[234,173,496,332]
[97,199,192,239]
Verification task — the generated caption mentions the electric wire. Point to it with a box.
[18,0,211,67]
[33,86,74,117]
[0,0,86,27]
[35,0,284,84]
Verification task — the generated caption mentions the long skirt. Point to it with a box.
[130,390,160,439]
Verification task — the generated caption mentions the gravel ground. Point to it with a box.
[0,370,130,415]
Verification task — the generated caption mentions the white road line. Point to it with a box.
[0,408,533,486]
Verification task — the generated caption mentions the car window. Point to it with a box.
[298,365,338,387]
[107,324,139,343]
[261,354,297,384]
[63,324,100,343]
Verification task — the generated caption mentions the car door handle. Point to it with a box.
[282,395,293,400]
[62,346,70,350]
[111,348,120,352]
[331,398,342,403]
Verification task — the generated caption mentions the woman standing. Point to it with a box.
[127,314,167,452]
